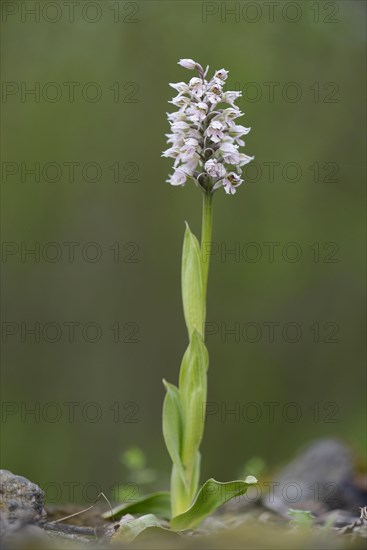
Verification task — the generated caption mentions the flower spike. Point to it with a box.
[163,60,254,195]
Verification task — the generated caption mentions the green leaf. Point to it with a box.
[188,450,201,503]
[162,380,185,485]
[170,463,190,518]
[288,508,315,529]
[171,477,258,531]
[182,223,204,338]
[102,492,171,520]
[121,446,146,470]
[111,514,164,544]
[134,525,182,543]
[179,330,208,471]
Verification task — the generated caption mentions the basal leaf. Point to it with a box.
[182,223,204,338]
[102,492,171,520]
[171,477,258,531]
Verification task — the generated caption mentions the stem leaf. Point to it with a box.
[182,223,204,338]
[179,330,208,474]
[162,380,186,487]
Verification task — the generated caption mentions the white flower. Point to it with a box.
[223,172,243,194]
[163,59,253,195]
[181,159,198,176]
[205,159,226,178]
[180,138,201,162]
[168,160,197,186]
[189,77,205,98]
[207,83,223,104]
[178,59,201,70]
[239,153,255,166]
[206,120,225,143]
[222,107,243,120]
[167,110,187,122]
[169,95,190,109]
[187,128,202,141]
[168,168,188,186]
[214,69,229,81]
[227,123,251,146]
[223,91,242,105]
[170,120,190,133]
[229,123,251,136]
[219,142,240,164]
[165,133,184,146]
[186,102,208,123]
[169,82,190,93]
[161,146,179,160]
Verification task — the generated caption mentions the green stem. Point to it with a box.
[169,191,214,519]
[201,191,213,310]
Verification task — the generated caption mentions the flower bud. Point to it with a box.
[178,59,200,70]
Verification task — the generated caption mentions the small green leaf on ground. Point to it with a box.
[288,508,315,529]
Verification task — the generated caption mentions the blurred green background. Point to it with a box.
[1,0,366,504]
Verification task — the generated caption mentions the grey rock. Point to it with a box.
[262,439,367,517]
[316,509,361,528]
[0,509,52,550]
[0,470,46,543]
[1,522,50,550]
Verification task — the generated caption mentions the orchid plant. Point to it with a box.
[104,59,257,541]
